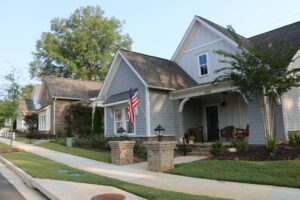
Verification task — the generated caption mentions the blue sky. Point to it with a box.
[0,0,299,86]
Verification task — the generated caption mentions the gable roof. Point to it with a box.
[173,16,300,61]
[19,99,35,113]
[45,77,102,100]
[120,49,197,90]
[249,21,300,53]
[196,16,253,50]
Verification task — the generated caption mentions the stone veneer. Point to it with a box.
[144,141,177,172]
[108,141,136,165]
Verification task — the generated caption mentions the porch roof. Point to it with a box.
[103,88,138,106]
[170,82,237,100]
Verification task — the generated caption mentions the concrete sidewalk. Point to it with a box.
[1,138,300,200]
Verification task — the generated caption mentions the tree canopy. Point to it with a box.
[214,26,300,145]
[29,6,133,81]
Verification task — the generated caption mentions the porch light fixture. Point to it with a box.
[117,127,127,140]
[154,124,165,142]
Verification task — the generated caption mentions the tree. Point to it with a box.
[24,113,38,133]
[92,107,103,135]
[0,69,22,122]
[214,26,300,146]
[30,6,132,81]
[21,84,33,99]
[65,103,93,138]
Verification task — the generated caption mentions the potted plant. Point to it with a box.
[189,135,195,144]
[65,129,73,147]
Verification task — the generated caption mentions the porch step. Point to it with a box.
[187,151,212,157]
[186,144,212,157]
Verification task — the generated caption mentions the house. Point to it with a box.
[98,16,300,145]
[37,77,102,135]
[16,84,41,132]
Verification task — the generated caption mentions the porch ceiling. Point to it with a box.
[170,83,237,100]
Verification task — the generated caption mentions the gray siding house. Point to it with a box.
[98,16,300,144]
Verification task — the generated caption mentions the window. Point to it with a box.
[199,54,208,76]
[39,112,46,130]
[114,107,135,135]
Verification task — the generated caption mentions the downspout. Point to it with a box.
[53,98,57,135]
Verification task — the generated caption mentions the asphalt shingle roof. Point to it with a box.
[120,50,198,90]
[19,99,35,112]
[45,77,102,100]
[103,88,138,105]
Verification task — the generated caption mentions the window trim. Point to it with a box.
[198,53,209,77]
[114,106,136,135]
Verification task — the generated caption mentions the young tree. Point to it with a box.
[30,6,132,81]
[214,27,300,146]
[0,69,22,122]
[24,113,38,133]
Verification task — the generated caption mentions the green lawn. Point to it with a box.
[0,142,11,150]
[167,160,300,188]
[15,137,31,144]
[0,150,226,200]
[37,142,111,163]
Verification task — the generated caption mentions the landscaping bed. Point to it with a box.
[210,144,300,161]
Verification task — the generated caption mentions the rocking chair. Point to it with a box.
[235,125,249,139]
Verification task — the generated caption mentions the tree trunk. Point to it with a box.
[258,94,276,147]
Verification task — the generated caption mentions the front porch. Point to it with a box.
[176,88,249,144]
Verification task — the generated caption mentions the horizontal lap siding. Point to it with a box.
[105,60,147,136]
[283,87,300,133]
[149,89,183,139]
[247,98,265,144]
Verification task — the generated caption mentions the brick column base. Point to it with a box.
[144,141,177,172]
[108,141,136,165]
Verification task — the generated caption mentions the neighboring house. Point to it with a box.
[4,118,13,128]
[37,77,102,135]
[98,16,300,145]
[16,84,42,132]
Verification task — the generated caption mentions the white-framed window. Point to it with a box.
[39,112,46,130]
[114,107,135,135]
[198,53,208,76]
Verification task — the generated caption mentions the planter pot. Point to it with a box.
[66,137,73,147]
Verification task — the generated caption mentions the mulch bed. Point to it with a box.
[0,148,24,154]
[209,144,300,161]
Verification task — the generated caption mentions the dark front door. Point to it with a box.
[206,106,219,141]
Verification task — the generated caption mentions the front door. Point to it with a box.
[206,106,219,141]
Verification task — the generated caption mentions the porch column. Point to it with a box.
[179,98,190,112]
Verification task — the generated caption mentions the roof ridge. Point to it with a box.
[120,49,174,63]
[45,76,101,84]
[249,20,300,39]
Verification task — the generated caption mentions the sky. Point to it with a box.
[0,0,299,86]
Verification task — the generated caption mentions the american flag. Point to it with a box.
[128,88,139,124]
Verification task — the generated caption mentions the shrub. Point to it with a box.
[65,103,93,138]
[92,107,103,135]
[210,141,224,156]
[134,146,147,160]
[24,113,38,132]
[288,132,300,146]
[267,137,279,153]
[176,145,192,154]
[25,132,53,140]
[231,139,248,152]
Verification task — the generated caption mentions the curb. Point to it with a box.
[0,156,60,200]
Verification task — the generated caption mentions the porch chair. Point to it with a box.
[235,125,249,139]
[220,126,235,140]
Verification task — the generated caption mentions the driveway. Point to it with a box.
[0,173,26,200]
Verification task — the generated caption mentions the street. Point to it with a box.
[0,173,26,200]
